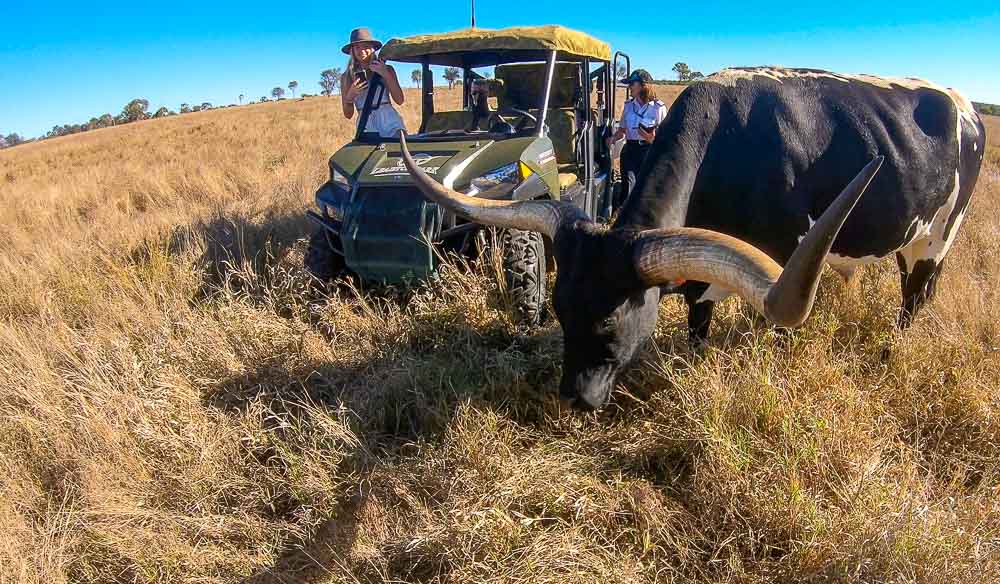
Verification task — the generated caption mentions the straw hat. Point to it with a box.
[342,27,383,55]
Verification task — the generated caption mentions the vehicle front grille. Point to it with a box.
[342,187,441,282]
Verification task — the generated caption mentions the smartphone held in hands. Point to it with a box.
[639,124,655,143]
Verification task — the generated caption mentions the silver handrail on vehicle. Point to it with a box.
[537,49,558,137]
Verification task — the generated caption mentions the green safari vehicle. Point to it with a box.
[306,25,631,325]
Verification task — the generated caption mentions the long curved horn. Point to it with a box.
[398,132,584,238]
[633,156,883,327]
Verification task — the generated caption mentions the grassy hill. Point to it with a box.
[1,88,998,583]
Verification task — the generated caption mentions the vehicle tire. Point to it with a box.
[501,228,547,327]
[304,228,345,281]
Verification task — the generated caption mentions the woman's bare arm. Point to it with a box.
[341,73,355,119]
[370,60,404,106]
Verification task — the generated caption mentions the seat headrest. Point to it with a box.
[495,63,580,110]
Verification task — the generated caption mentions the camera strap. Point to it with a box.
[356,73,385,135]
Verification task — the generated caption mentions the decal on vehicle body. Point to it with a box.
[372,153,444,176]
[537,148,556,165]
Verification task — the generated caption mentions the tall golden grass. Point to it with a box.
[1,88,997,583]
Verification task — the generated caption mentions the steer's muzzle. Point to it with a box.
[559,364,617,410]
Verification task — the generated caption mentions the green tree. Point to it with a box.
[443,67,461,89]
[272,86,285,100]
[974,102,1000,116]
[320,68,341,96]
[689,71,705,81]
[288,80,298,98]
[5,133,23,146]
[180,103,191,114]
[238,94,245,105]
[200,102,212,110]
[672,62,691,82]
[411,69,421,87]
[615,62,627,80]
[120,98,150,123]
[98,114,115,127]
[153,107,170,118]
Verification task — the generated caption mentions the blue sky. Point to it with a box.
[3,1,999,139]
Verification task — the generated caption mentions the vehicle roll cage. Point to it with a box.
[357,48,630,145]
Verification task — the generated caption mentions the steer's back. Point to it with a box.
[628,67,987,265]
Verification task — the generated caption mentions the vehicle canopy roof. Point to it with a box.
[379,25,611,67]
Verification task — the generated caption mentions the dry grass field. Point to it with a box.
[1,86,998,583]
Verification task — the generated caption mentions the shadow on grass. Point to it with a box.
[167,206,316,297]
[205,306,566,582]
[241,493,368,584]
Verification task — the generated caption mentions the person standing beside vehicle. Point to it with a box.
[340,27,407,138]
[608,69,667,206]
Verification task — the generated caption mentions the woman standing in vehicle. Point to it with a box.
[608,69,667,206]
[340,27,406,138]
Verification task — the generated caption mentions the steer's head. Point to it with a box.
[547,223,661,409]
[398,133,883,410]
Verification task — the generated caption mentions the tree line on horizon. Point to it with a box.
[2,77,307,146]
[975,102,1000,116]
[2,98,220,146]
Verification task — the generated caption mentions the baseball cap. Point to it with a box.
[619,69,653,85]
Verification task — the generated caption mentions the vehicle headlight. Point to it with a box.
[316,187,347,222]
[332,167,351,189]
[468,162,518,195]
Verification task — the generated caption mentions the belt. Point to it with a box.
[625,139,651,145]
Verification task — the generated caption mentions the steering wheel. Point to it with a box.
[487,107,538,133]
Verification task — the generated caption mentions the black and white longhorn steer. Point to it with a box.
[625,68,986,342]
[399,67,982,410]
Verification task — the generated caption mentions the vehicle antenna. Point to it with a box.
[471,0,476,28]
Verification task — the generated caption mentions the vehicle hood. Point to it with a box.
[356,140,495,188]
[331,136,538,190]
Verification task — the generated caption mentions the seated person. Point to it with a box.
[425,77,506,134]
[469,79,493,131]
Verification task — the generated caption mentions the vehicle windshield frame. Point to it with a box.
[353,50,610,144]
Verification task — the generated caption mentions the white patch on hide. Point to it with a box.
[899,168,965,272]
[697,284,731,304]
[826,252,886,268]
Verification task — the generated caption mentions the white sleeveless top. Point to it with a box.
[353,78,406,138]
